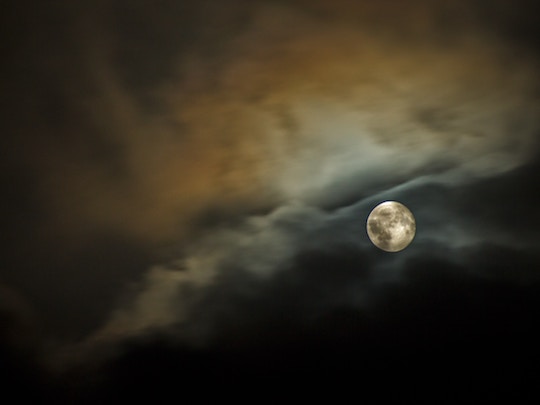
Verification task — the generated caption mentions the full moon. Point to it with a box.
[366,201,416,252]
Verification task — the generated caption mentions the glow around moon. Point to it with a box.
[366,201,416,252]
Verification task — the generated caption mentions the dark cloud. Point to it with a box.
[24,235,154,340]
[0,285,49,401]
[2,0,540,401]
[452,157,540,241]
[49,243,540,402]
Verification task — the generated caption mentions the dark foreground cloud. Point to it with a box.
[2,0,540,402]
[43,244,540,402]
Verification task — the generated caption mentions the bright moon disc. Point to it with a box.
[367,201,416,252]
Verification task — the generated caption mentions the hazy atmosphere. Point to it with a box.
[2,0,540,402]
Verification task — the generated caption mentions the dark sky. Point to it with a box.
[2,0,540,402]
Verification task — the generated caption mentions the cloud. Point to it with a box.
[59,237,540,403]
[170,0,540,200]
[0,284,36,348]
[4,0,540,371]
[80,153,540,353]
[83,203,329,345]
[11,0,539,248]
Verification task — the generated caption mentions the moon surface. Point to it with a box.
[367,201,416,252]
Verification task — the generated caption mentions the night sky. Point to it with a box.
[2,0,540,402]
